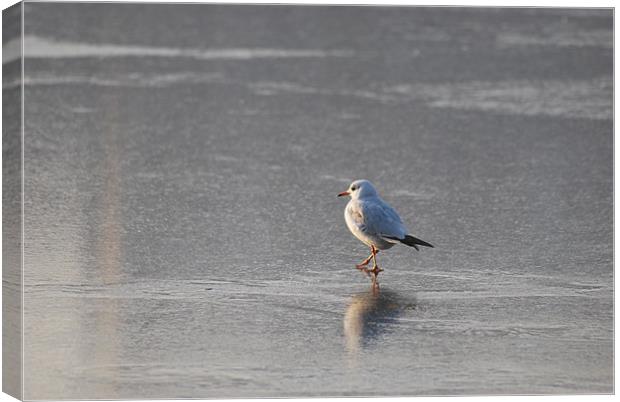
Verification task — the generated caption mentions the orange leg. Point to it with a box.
[356,245,383,283]
[369,245,383,279]
[355,247,379,269]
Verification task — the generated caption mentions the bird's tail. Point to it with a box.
[400,235,434,251]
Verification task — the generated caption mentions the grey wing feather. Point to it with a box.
[360,199,407,240]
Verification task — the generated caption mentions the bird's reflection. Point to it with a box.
[343,287,416,353]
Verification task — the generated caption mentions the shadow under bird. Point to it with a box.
[338,179,433,286]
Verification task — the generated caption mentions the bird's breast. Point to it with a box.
[344,201,372,245]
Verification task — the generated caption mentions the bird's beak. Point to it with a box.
[337,191,350,197]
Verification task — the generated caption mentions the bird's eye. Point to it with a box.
[351,186,356,191]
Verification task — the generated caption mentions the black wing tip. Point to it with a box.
[383,235,434,249]
[403,235,434,249]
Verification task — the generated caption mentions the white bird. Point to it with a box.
[338,179,433,284]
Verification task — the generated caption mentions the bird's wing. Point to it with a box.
[360,198,407,240]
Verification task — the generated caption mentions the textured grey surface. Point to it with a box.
[17,4,612,399]
[3,3,23,399]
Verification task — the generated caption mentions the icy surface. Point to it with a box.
[18,4,612,399]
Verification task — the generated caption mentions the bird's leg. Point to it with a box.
[369,245,383,281]
[356,247,381,279]
[355,248,378,269]
[355,255,372,269]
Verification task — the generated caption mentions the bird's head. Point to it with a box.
[337,179,378,200]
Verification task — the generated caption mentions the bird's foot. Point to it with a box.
[355,261,371,269]
[370,265,383,276]
[355,253,374,269]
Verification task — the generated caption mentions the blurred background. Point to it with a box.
[11,3,613,398]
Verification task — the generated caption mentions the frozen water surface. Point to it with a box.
[14,4,612,399]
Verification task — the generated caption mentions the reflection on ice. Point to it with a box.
[343,289,416,353]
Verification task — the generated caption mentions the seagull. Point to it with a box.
[338,179,433,285]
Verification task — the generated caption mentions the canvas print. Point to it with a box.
[2,2,613,399]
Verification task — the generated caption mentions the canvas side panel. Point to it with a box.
[3,2,23,400]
